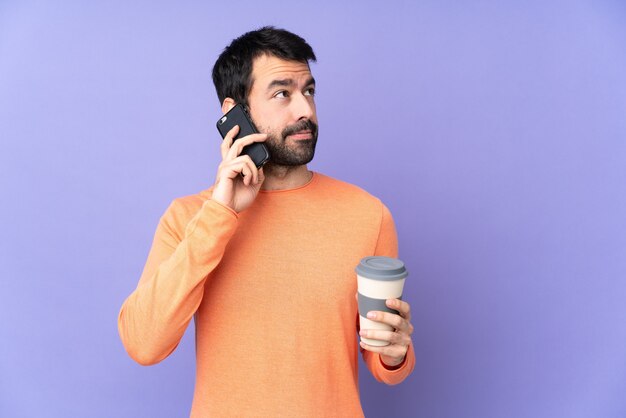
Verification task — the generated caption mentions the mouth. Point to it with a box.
[287,130,313,140]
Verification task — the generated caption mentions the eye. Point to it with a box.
[274,90,289,98]
[304,87,316,96]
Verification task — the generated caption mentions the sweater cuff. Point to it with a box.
[183,198,238,239]
[208,198,239,219]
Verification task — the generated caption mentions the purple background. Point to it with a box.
[1,1,625,417]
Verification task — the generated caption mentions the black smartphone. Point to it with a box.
[216,104,270,168]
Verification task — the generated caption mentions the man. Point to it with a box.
[118,26,415,417]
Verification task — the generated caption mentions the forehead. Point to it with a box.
[250,54,313,89]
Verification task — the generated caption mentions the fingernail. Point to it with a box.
[367,312,376,319]
[359,330,366,336]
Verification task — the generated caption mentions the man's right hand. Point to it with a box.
[211,125,268,213]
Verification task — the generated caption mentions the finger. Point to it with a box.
[243,156,258,185]
[359,329,410,346]
[226,133,268,160]
[386,299,411,322]
[221,125,239,159]
[366,311,408,333]
[241,164,251,186]
[235,155,259,186]
[218,155,257,181]
[226,133,268,161]
[359,340,409,359]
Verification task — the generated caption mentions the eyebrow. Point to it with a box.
[266,76,316,92]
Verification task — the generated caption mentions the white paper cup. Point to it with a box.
[356,256,408,346]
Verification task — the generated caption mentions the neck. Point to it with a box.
[261,164,312,191]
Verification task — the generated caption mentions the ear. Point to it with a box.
[221,98,236,114]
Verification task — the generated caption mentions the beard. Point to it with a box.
[258,119,319,166]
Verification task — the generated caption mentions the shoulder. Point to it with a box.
[314,172,383,205]
[312,172,391,219]
[311,173,397,253]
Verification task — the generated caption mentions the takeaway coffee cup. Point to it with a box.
[356,256,408,347]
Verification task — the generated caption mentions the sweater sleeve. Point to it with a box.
[361,203,416,385]
[118,198,238,366]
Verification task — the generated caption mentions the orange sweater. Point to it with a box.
[118,172,415,417]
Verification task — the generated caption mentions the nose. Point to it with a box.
[291,91,315,121]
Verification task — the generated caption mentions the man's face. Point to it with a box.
[246,54,318,166]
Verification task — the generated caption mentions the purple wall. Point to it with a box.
[1,1,625,417]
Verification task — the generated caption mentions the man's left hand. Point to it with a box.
[359,298,414,368]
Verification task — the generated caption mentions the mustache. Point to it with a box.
[282,119,318,138]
